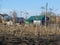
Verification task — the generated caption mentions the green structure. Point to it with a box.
[26,15,49,25]
[27,15,45,22]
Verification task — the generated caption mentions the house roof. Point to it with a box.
[27,15,45,22]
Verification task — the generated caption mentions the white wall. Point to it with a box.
[33,20,41,25]
[6,20,13,25]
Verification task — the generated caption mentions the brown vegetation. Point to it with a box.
[0,24,60,37]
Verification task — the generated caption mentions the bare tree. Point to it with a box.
[23,10,29,20]
[12,11,17,25]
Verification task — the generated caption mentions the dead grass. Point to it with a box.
[0,24,60,36]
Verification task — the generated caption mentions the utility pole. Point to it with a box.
[41,3,48,36]
[49,8,53,34]
[45,3,48,36]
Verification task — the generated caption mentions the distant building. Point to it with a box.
[27,15,49,25]
[0,14,12,25]
[0,14,8,19]
[3,16,13,25]
[4,15,12,21]
[0,14,9,23]
[16,17,25,24]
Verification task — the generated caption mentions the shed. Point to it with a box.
[27,15,49,25]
